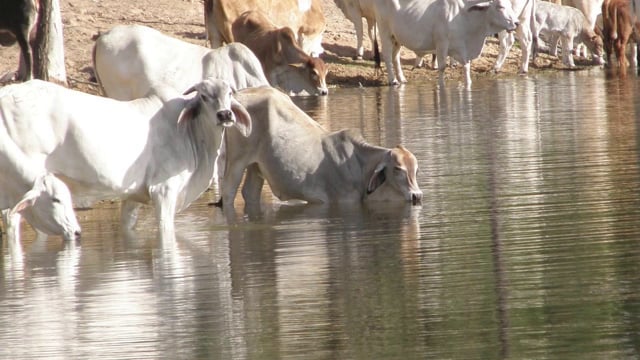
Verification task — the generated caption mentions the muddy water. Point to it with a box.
[2,70,640,359]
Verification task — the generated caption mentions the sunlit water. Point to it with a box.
[2,70,640,359]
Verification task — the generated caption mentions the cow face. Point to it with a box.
[304,57,329,96]
[180,78,252,137]
[468,0,519,33]
[366,146,423,205]
[15,174,81,241]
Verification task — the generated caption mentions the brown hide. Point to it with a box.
[203,0,325,55]
[602,0,640,72]
[232,10,328,94]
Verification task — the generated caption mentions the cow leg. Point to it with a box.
[560,36,575,67]
[616,40,628,74]
[241,164,264,204]
[516,26,532,74]
[222,161,248,211]
[392,41,406,83]
[462,61,472,87]
[494,31,515,72]
[630,43,638,68]
[549,34,560,57]
[148,183,180,242]
[1,209,21,244]
[15,31,32,81]
[378,28,399,85]
[436,44,449,86]
[345,6,366,59]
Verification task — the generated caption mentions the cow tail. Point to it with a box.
[373,22,381,70]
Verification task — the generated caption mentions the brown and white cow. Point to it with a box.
[601,0,640,73]
[204,0,326,57]
[221,86,423,209]
[232,10,328,96]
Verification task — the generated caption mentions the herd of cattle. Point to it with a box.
[0,0,638,243]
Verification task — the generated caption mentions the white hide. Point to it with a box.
[371,0,519,86]
[93,24,269,100]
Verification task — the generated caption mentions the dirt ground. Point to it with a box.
[0,0,595,95]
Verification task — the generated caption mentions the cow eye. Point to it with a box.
[52,197,61,204]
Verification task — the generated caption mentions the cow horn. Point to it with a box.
[183,85,197,95]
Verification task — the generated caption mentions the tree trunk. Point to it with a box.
[33,0,67,85]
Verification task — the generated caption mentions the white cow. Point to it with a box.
[372,0,519,86]
[222,86,423,209]
[533,0,604,67]
[0,78,251,241]
[93,24,269,100]
[493,0,537,74]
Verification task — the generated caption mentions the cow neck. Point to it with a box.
[176,105,221,211]
[351,137,389,184]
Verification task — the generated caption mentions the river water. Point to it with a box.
[2,70,640,359]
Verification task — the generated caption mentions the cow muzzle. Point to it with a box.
[217,110,234,127]
[411,191,423,206]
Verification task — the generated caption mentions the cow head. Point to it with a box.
[467,0,519,33]
[366,146,423,205]
[304,57,329,96]
[14,173,81,242]
[179,78,252,137]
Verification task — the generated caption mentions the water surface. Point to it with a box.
[2,70,640,359]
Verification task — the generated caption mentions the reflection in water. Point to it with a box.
[2,72,640,359]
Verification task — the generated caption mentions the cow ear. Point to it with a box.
[178,98,199,124]
[11,189,38,216]
[367,162,387,194]
[231,98,252,137]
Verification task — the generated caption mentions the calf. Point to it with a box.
[222,87,422,209]
[0,78,251,241]
[0,0,38,81]
[372,0,519,86]
[231,10,329,96]
[533,1,604,67]
[601,0,640,73]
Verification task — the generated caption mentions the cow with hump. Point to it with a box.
[231,10,329,96]
[204,0,326,57]
[371,0,519,86]
[0,78,251,241]
[221,87,422,210]
[93,24,269,100]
